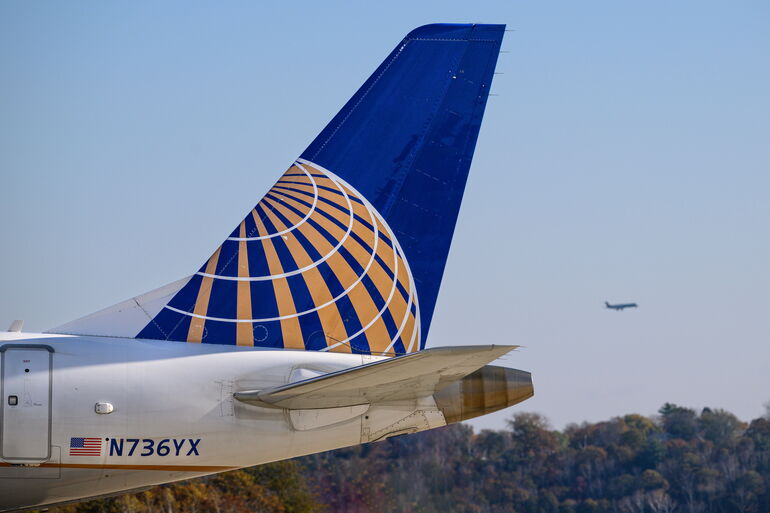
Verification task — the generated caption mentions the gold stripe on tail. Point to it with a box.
[187,247,222,342]
[236,222,254,346]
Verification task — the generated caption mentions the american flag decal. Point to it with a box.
[69,437,102,456]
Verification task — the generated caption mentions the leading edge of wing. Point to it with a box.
[234,344,518,409]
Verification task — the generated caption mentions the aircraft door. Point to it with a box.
[1,345,53,462]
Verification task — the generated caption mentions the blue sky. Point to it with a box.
[1,1,769,429]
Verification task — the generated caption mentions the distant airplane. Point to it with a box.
[0,24,534,511]
[605,301,638,311]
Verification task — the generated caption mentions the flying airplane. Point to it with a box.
[605,301,638,311]
[0,24,534,511]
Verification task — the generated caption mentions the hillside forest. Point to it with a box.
[46,403,770,513]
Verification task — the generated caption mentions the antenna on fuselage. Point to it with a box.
[7,320,24,332]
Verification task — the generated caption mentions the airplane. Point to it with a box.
[0,23,534,511]
[605,301,638,311]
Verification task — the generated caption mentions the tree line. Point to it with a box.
[48,403,770,513]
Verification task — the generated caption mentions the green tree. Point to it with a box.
[730,470,765,513]
[640,469,668,491]
[700,407,745,445]
[659,403,698,440]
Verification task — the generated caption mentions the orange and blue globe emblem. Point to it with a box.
[157,160,421,355]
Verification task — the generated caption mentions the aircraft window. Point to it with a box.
[8,395,18,406]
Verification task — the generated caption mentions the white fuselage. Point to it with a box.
[0,333,445,511]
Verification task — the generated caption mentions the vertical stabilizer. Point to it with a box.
[50,24,506,354]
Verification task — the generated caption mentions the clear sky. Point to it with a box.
[1,1,768,430]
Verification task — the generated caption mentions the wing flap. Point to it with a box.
[234,345,517,409]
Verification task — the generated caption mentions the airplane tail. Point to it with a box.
[50,24,506,355]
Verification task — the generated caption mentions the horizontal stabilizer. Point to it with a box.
[234,345,517,409]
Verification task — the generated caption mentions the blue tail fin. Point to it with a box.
[132,24,505,354]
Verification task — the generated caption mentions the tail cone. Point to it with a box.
[433,365,534,424]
